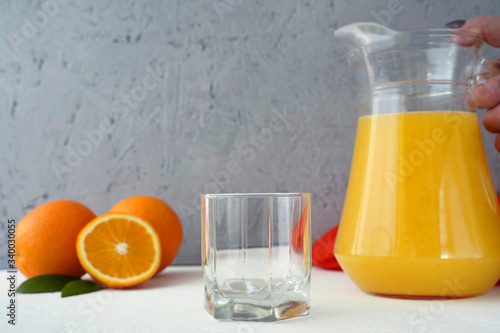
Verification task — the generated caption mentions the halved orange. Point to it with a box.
[76,213,161,288]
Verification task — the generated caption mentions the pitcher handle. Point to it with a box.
[473,58,500,86]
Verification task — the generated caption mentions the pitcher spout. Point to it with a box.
[333,22,398,54]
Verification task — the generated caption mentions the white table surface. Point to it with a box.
[2,266,500,333]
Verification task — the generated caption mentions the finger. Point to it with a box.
[472,74,500,109]
[459,16,500,48]
[482,104,500,133]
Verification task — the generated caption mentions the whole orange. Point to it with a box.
[109,196,183,273]
[16,200,96,278]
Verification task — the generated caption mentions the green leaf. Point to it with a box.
[61,280,104,297]
[17,274,80,293]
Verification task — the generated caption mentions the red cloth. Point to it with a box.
[292,204,309,251]
[312,225,343,270]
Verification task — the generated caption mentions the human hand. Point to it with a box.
[458,16,500,151]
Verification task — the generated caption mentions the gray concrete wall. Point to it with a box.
[1,0,500,267]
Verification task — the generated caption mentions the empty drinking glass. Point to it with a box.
[201,193,311,321]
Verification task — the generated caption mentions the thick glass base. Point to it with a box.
[204,282,310,321]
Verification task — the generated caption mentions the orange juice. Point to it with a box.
[335,111,500,298]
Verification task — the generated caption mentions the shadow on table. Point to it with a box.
[131,266,202,290]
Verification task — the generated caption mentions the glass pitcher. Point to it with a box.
[334,23,500,299]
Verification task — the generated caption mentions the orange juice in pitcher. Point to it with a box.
[334,23,500,298]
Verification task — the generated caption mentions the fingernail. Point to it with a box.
[446,20,466,28]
